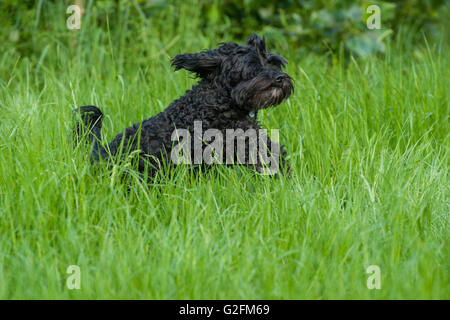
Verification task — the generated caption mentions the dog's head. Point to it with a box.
[172,34,294,111]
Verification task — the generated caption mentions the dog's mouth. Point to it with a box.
[249,77,294,110]
[232,76,294,111]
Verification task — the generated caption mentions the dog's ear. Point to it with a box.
[247,33,266,54]
[171,50,222,78]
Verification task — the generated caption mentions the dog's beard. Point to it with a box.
[249,86,292,109]
[232,76,294,110]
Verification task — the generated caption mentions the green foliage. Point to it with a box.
[1,0,448,59]
[212,0,448,55]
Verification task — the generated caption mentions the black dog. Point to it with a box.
[74,34,293,176]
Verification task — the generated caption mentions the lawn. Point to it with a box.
[0,3,448,299]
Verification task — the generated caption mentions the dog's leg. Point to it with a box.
[253,138,290,177]
[224,120,290,177]
[277,144,291,177]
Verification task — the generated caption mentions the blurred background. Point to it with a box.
[1,0,448,62]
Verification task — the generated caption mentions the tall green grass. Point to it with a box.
[0,2,448,299]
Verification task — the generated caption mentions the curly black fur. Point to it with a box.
[74,34,294,176]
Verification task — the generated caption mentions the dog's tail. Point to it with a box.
[73,105,104,159]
